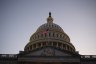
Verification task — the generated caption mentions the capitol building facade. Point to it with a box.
[0,12,96,64]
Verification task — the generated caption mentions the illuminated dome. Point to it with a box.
[24,12,76,53]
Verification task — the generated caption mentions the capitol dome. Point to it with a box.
[24,12,76,53]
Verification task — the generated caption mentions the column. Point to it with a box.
[56,42,58,47]
[41,42,42,47]
[61,43,63,49]
[36,43,38,48]
[65,45,67,50]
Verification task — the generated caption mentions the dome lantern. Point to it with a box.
[47,12,53,23]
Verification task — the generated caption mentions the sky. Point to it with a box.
[0,0,96,55]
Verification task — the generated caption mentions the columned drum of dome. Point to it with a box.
[24,12,76,54]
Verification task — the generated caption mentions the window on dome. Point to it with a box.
[70,48,73,52]
[58,43,62,48]
[28,47,29,51]
[34,36,36,39]
[38,43,41,47]
[52,24,53,27]
[47,42,51,46]
[44,25,46,27]
[49,42,52,46]
[69,47,71,51]
[57,34,58,37]
[63,44,65,49]
[53,33,54,37]
[60,34,62,38]
[71,49,73,52]
[64,36,66,39]
[66,45,68,50]
[42,42,46,46]
[30,45,32,50]
[33,36,34,39]
[45,33,47,37]
[49,33,51,37]
[62,35,64,38]
[33,44,36,48]
[53,42,57,47]
[41,34,43,37]
[67,46,70,51]
[36,35,38,39]
[38,35,39,38]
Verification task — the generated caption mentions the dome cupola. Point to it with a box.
[47,12,53,23]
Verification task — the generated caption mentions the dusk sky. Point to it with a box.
[0,0,96,55]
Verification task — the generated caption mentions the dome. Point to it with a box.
[24,12,76,53]
[36,23,64,33]
[30,22,70,42]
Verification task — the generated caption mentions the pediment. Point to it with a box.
[25,47,72,56]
